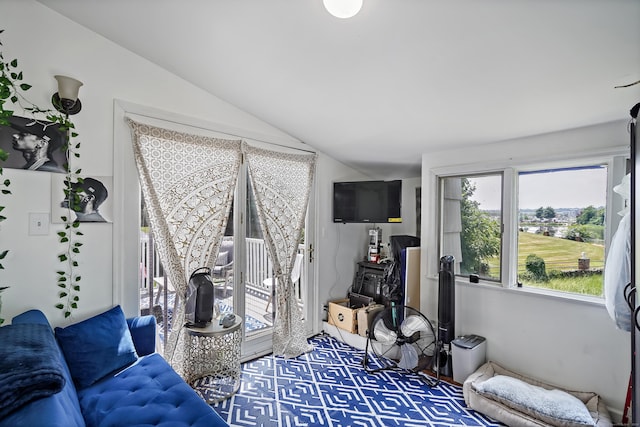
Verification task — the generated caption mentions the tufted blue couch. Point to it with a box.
[0,308,228,427]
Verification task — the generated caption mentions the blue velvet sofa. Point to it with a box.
[0,306,228,427]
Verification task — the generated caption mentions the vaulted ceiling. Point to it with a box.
[38,0,640,178]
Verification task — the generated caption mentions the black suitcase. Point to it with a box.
[185,267,214,327]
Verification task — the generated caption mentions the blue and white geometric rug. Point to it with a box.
[211,334,503,426]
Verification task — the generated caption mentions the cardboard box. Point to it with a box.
[327,299,358,333]
[357,304,385,337]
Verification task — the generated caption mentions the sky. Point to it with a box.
[469,167,608,211]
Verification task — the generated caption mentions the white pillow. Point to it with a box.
[475,375,594,427]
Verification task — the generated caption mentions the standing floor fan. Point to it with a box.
[434,255,455,378]
[362,304,438,386]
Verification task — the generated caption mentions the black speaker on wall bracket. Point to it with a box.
[434,255,455,377]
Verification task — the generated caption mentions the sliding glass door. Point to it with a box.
[229,169,312,359]
[138,158,314,360]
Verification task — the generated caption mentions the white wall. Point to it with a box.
[420,120,631,417]
[0,1,366,328]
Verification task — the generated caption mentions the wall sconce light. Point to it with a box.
[52,75,83,115]
[323,0,363,19]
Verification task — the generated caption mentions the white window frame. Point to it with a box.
[434,153,628,304]
[438,171,507,283]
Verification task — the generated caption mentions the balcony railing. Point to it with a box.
[139,232,306,344]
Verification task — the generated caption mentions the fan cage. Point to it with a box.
[363,305,437,379]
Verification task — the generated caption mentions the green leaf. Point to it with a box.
[19,83,30,91]
[55,304,64,310]
[60,237,69,243]
[72,248,79,254]
[75,276,81,282]
[59,292,67,298]
[0,250,7,260]
[58,283,66,288]
[10,59,17,67]
[71,303,77,309]
[73,296,79,302]
[72,261,78,267]
[64,311,70,318]
[58,254,67,262]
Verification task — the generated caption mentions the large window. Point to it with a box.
[439,162,615,299]
[517,166,607,296]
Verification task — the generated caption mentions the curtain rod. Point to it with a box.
[125,112,316,154]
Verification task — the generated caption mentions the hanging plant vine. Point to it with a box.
[0,29,83,319]
[52,114,83,318]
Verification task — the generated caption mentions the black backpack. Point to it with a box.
[185,267,214,327]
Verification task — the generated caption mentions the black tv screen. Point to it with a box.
[333,180,402,223]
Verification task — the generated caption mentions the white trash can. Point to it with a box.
[451,334,486,384]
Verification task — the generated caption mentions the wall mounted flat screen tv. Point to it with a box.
[333,180,402,223]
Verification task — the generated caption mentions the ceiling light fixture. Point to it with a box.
[323,0,363,19]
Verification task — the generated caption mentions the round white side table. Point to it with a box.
[184,315,243,403]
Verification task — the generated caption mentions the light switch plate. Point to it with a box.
[29,212,50,236]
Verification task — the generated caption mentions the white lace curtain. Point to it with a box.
[243,142,317,358]
[127,119,242,376]
[128,119,317,372]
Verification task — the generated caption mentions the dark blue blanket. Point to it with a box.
[0,323,66,418]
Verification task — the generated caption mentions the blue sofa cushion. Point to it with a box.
[55,306,138,389]
[78,353,227,427]
[126,315,157,356]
